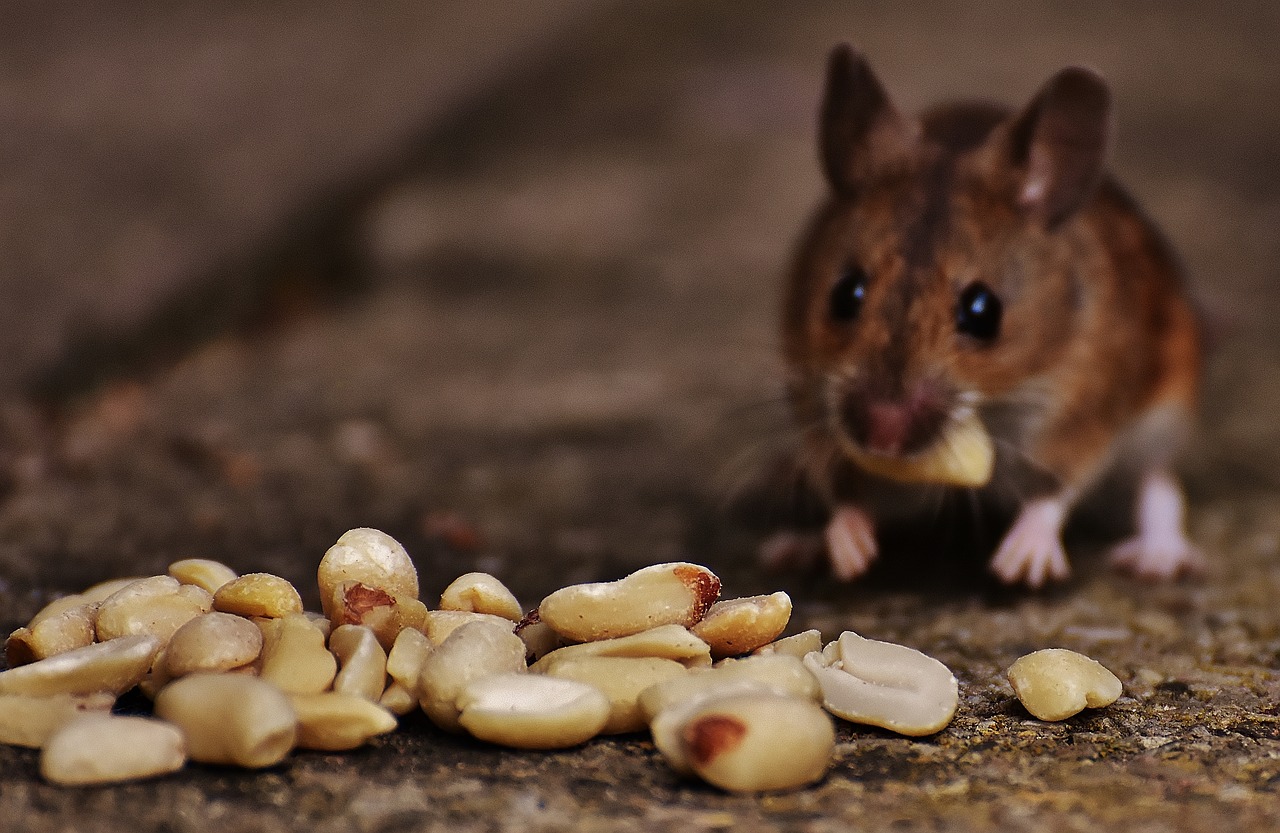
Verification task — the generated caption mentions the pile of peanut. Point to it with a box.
[0,528,1120,792]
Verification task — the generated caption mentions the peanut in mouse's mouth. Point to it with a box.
[832,409,996,488]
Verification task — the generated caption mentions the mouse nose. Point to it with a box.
[864,401,911,455]
[839,383,950,457]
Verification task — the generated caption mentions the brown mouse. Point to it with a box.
[778,44,1203,587]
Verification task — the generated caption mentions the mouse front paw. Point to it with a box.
[1109,534,1206,581]
[989,498,1071,588]
[824,504,878,581]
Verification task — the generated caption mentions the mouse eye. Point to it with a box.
[829,265,868,322]
[956,282,1002,341]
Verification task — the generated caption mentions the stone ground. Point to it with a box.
[1,2,1279,831]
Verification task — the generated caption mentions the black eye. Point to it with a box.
[956,282,1002,341]
[829,265,868,322]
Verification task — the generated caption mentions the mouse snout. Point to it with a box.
[837,382,950,457]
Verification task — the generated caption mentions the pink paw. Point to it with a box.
[1110,534,1206,581]
[824,505,878,581]
[989,499,1071,588]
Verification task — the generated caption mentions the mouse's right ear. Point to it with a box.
[820,44,914,195]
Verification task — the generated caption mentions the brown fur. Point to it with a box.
[784,48,1201,518]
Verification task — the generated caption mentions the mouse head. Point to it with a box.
[785,44,1111,462]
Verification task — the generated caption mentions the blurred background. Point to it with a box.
[0,0,1276,608]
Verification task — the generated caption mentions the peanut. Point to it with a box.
[803,631,958,736]
[1006,648,1123,721]
[540,655,688,734]
[288,692,398,751]
[329,625,388,702]
[638,653,820,723]
[153,673,297,768]
[6,602,97,666]
[690,592,792,659]
[318,528,419,622]
[167,558,238,594]
[212,573,304,619]
[456,672,610,749]
[530,624,712,672]
[258,613,338,695]
[94,576,213,644]
[0,634,161,697]
[661,692,833,793]
[439,572,523,622]
[0,692,116,748]
[164,612,264,678]
[418,619,527,732]
[753,629,823,659]
[537,562,721,642]
[40,715,186,786]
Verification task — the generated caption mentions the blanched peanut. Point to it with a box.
[1007,648,1123,721]
[847,410,994,488]
[638,654,820,722]
[168,558,238,594]
[153,673,297,768]
[456,672,610,749]
[78,577,146,605]
[540,655,688,734]
[0,634,161,697]
[530,624,712,672]
[288,692,398,751]
[803,631,958,736]
[514,612,563,662]
[690,592,792,659]
[418,619,527,732]
[538,562,721,642]
[318,528,419,622]
[753,629,823,659]
[303,611,333,641]
[213,573,303,619]
[422,610,514,646]
[164,612,264,678]
[94,576,213,644]
[439,573,523,622]
[385,628,433,695]
[655,692,834,792]
[378,681,418,716]
[0,692,115,748]
[329,625,388,702]
[325,581,428,649]
[40,715,186,785]
[6,602,97,666]
[259,613,338,695]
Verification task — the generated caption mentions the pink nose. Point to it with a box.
[864,401,910,454]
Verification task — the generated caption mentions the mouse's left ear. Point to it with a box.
[820,44,915,196]
[986,67,1111,229]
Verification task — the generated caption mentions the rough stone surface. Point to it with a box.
[0,2,1278,831]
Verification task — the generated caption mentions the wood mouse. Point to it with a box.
[777,44,1203,587]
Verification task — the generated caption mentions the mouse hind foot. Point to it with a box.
[1109,469,1205,580]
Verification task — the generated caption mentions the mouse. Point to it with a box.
[774,44,1204,588]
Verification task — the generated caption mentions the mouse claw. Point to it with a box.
[1109,535,1206,581]
[824,504,878,581]
[989,498,1071,588]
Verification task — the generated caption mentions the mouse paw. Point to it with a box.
[990,499,1071,588]
[1109,534,1206,581]
[824,504,878,581]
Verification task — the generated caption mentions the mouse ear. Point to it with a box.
[820,44,914,195]
[997,67,1111,228]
